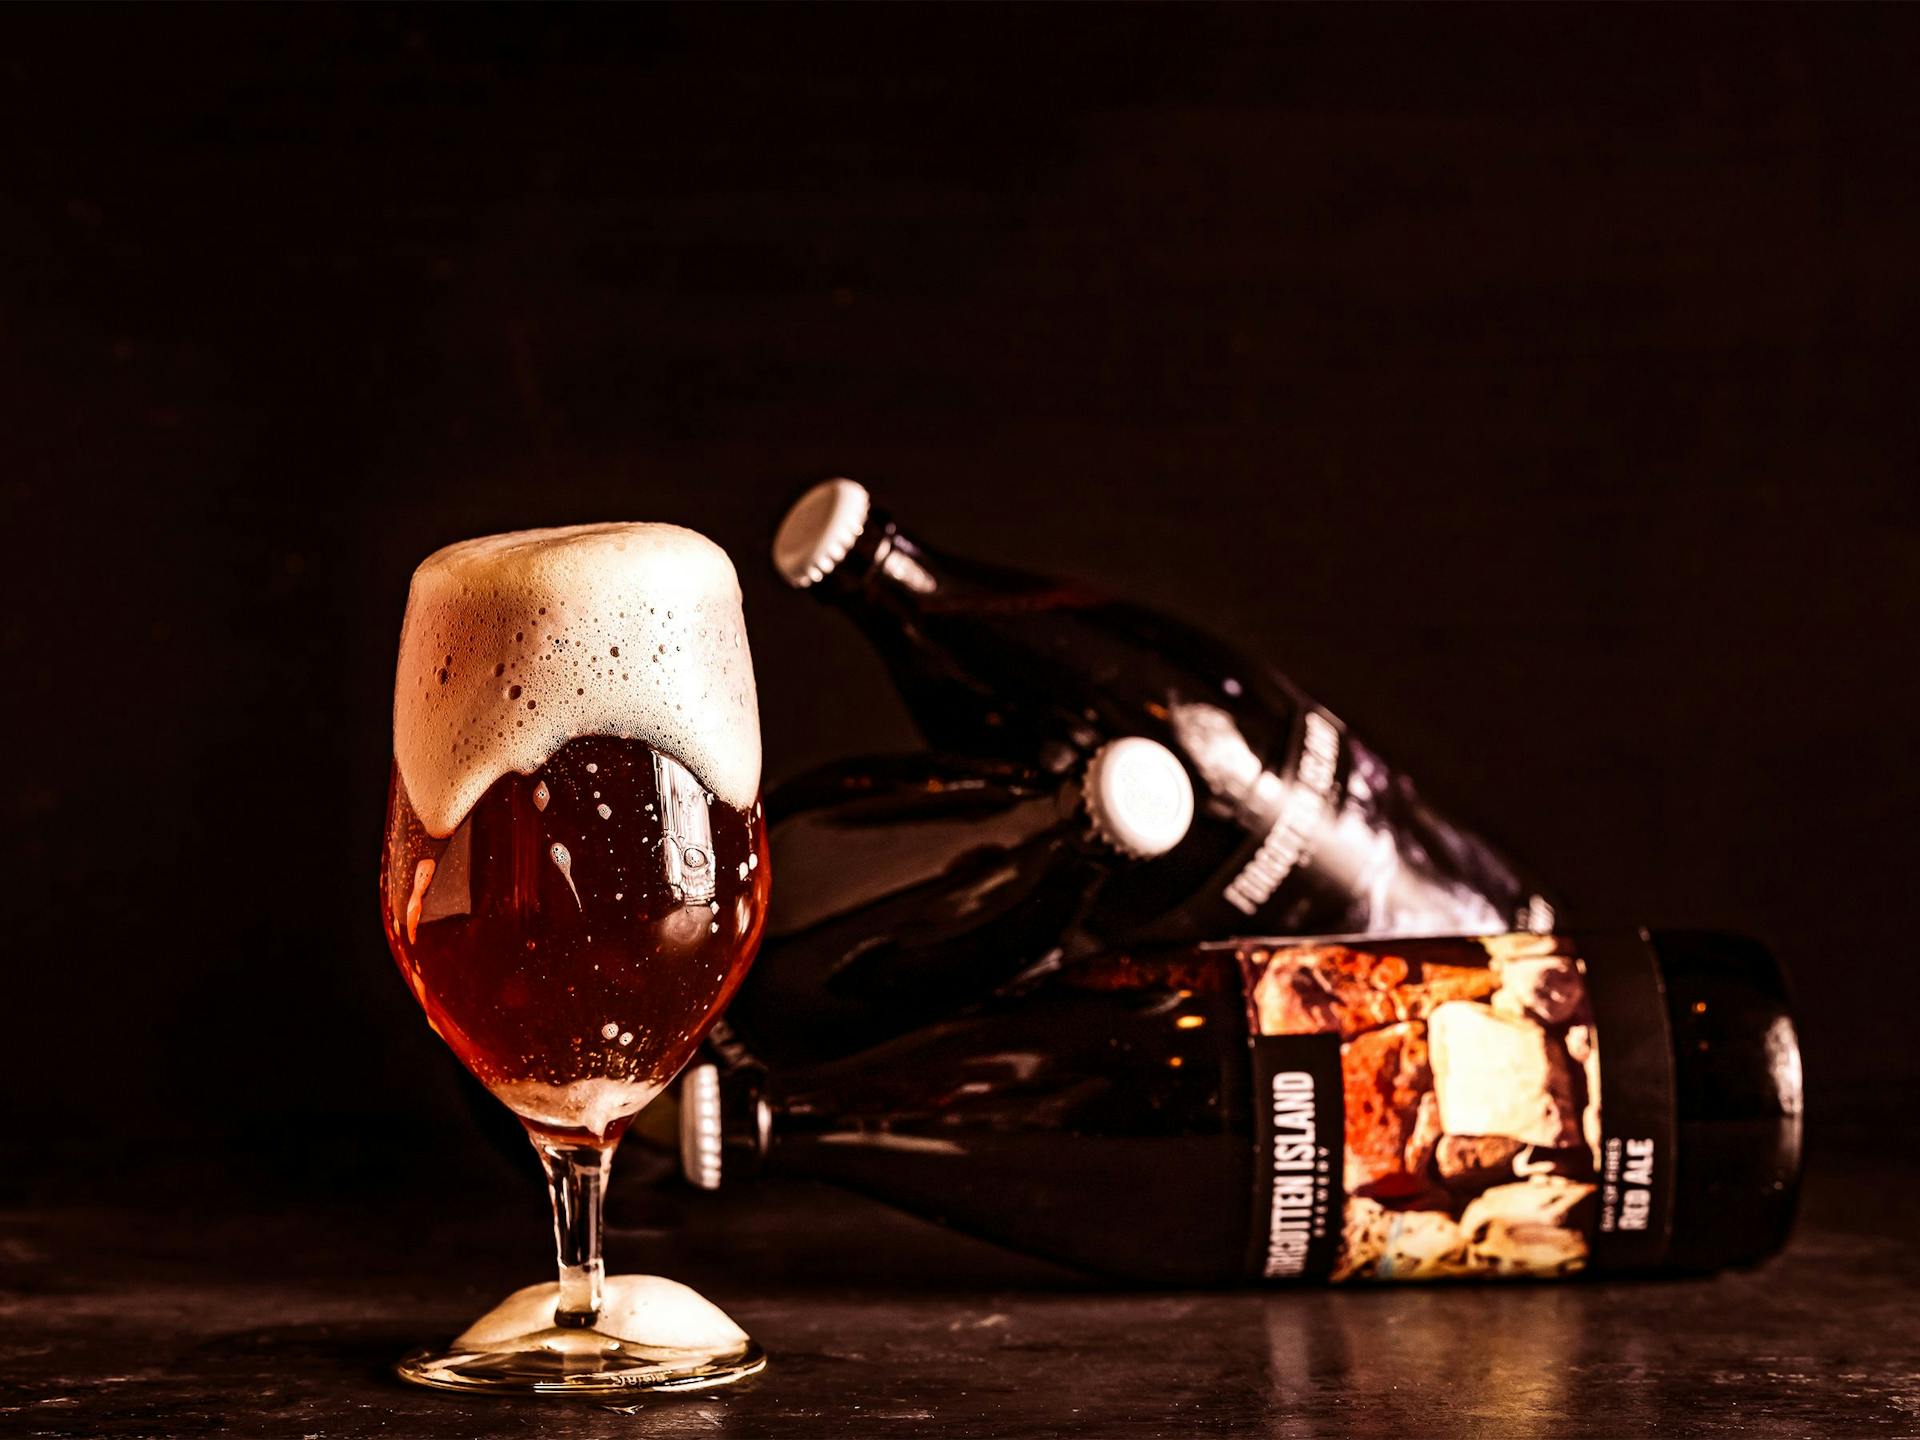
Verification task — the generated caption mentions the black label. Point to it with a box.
[1247,1030,1346,1280]
[1581,930,1676,1272]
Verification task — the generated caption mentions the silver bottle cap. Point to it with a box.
[773,478,871,589]
[1083,736,1194,859]
[679,1062,724,1190]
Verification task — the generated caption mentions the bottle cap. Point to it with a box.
[1083,737,1194,859]
[773,478,871,589]
[678,1062,724,1190]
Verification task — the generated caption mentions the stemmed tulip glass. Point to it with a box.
[378,523,770,1394]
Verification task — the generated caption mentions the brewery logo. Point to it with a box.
[1262,1069,1335,1278]
[1223,710,1342,915]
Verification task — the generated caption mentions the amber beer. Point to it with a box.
[382,736,769,1145]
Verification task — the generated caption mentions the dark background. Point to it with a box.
[3,6,1915,1179]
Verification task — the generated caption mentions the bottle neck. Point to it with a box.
[700,1059,913,1185]
[805,501,909,600]
[862,519,943,601]
[812,505,1049,613]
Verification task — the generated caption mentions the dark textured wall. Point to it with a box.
[4,7,1914,1163]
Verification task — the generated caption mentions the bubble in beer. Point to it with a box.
[549,842,582,909]
[597,803,612,820]
[532,781,550,812]
[601,1022,620,1040]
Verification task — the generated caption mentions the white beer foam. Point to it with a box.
[394,522,761,837]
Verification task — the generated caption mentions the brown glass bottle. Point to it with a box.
[773,479,1556,944]
[682,931,1802,1286]
[724,740,1193,1067]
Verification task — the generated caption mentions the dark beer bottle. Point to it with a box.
[772,479,1555,942]
[724,737,1195,1066]
[678,930,1802,1285]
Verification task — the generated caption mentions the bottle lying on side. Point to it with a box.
[772,478,1558,943]
[725,737,1196,1067]
[677,930,1802,1286]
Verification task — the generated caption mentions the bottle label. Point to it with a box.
[1220,709,1346,917]
[1227,932,1675,1282]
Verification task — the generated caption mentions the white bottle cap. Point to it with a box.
[773,478,871,589]
[1083,737,1195,859]
[679,1062,724,1190]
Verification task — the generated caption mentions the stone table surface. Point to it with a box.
[1,1152,1913,1439]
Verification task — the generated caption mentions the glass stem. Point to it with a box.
[536,1140,610,1328]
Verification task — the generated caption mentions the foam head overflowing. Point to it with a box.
[394,523,761,837]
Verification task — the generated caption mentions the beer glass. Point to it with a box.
[379,522,769,1393]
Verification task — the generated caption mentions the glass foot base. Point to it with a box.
[397,1275,764,1395]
